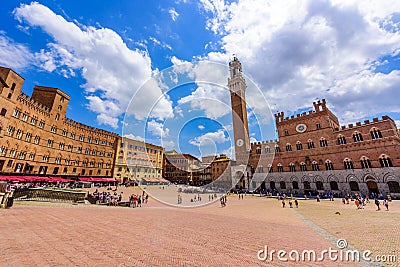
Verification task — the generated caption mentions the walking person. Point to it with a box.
[374,198,381,211]
[294,199,298,208]
[383,199,389,211]
[282,199,285,208]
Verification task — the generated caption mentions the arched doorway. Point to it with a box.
[349,181,359,191]
[367,180,379,194]
[260,181,266,191]
[234,171,245,189]
[330,181,339,191]
[270,181,276,190]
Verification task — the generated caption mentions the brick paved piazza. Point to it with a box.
[1,189,399,266]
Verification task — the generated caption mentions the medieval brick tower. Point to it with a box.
[228,57,250,165]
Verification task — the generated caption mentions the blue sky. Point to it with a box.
[1,0,400,159]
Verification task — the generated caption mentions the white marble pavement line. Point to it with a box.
[291,208,388,267]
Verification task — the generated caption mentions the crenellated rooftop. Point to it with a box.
[274,99,339,125]
[337,116,392,131]
[64,118,118,137]
[17,93,51,116]
[250,139,278,147]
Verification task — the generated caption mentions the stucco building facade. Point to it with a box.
[114,136,164,183]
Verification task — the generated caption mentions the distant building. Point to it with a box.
[163,151,209,185]
[210,154,231,181]
[0,67,118,178]
[114,136,164,183]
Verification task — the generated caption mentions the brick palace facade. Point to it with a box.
[226,57,400,197]
[248,99,400,197]
[0,67,118,178]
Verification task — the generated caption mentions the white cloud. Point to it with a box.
[178,85,230,119]
[174,106,184,117]
[147,120,170,137]
[169,8,179,21]
[198,125,205,130]
[96,114,119,129]
[162,140,175,150]
[149,36,172,50]
[0,31,32,70]
[13,2,173,128]
[199,0,400,125]
[223,124,232,131]
[189,129,227,146]
[395,120,400,129]
[123,134,145,142]
[171,59,233,119]
[221,145,234,159]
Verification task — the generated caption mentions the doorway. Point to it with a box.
[367,180,379,194]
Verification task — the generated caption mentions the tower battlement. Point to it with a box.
[274,99,339,128]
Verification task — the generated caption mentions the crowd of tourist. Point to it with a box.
[88,187,149,208]
[90,188,123,206]
[129,192,148,208]
[340,193,391,211]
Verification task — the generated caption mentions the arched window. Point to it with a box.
[275,145,281,153]
[344,158,354,170]
[296,141,303,150]
[300,162,307,171]
[55,113,59,121]
[370,127,382,140]
[277,163,283,172]
[280,181,286,189]
[337,134,346,145]
[379,154,393,167]
[387,181,400,193]
[286,143,292,152]
[303,181,311,189]
[319,137,328,147]
[265,146,271,154]
[292,181,299,189]
[330,181,339,190]
[325,160,334,170]
[256,147,261,155]
[289,163,296,172]
[311,161,319,171]
[353,131,363,142]
[349,181,359,191]
[307,139,315,149]
[316,181,324,190]
[360,156,372,169]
